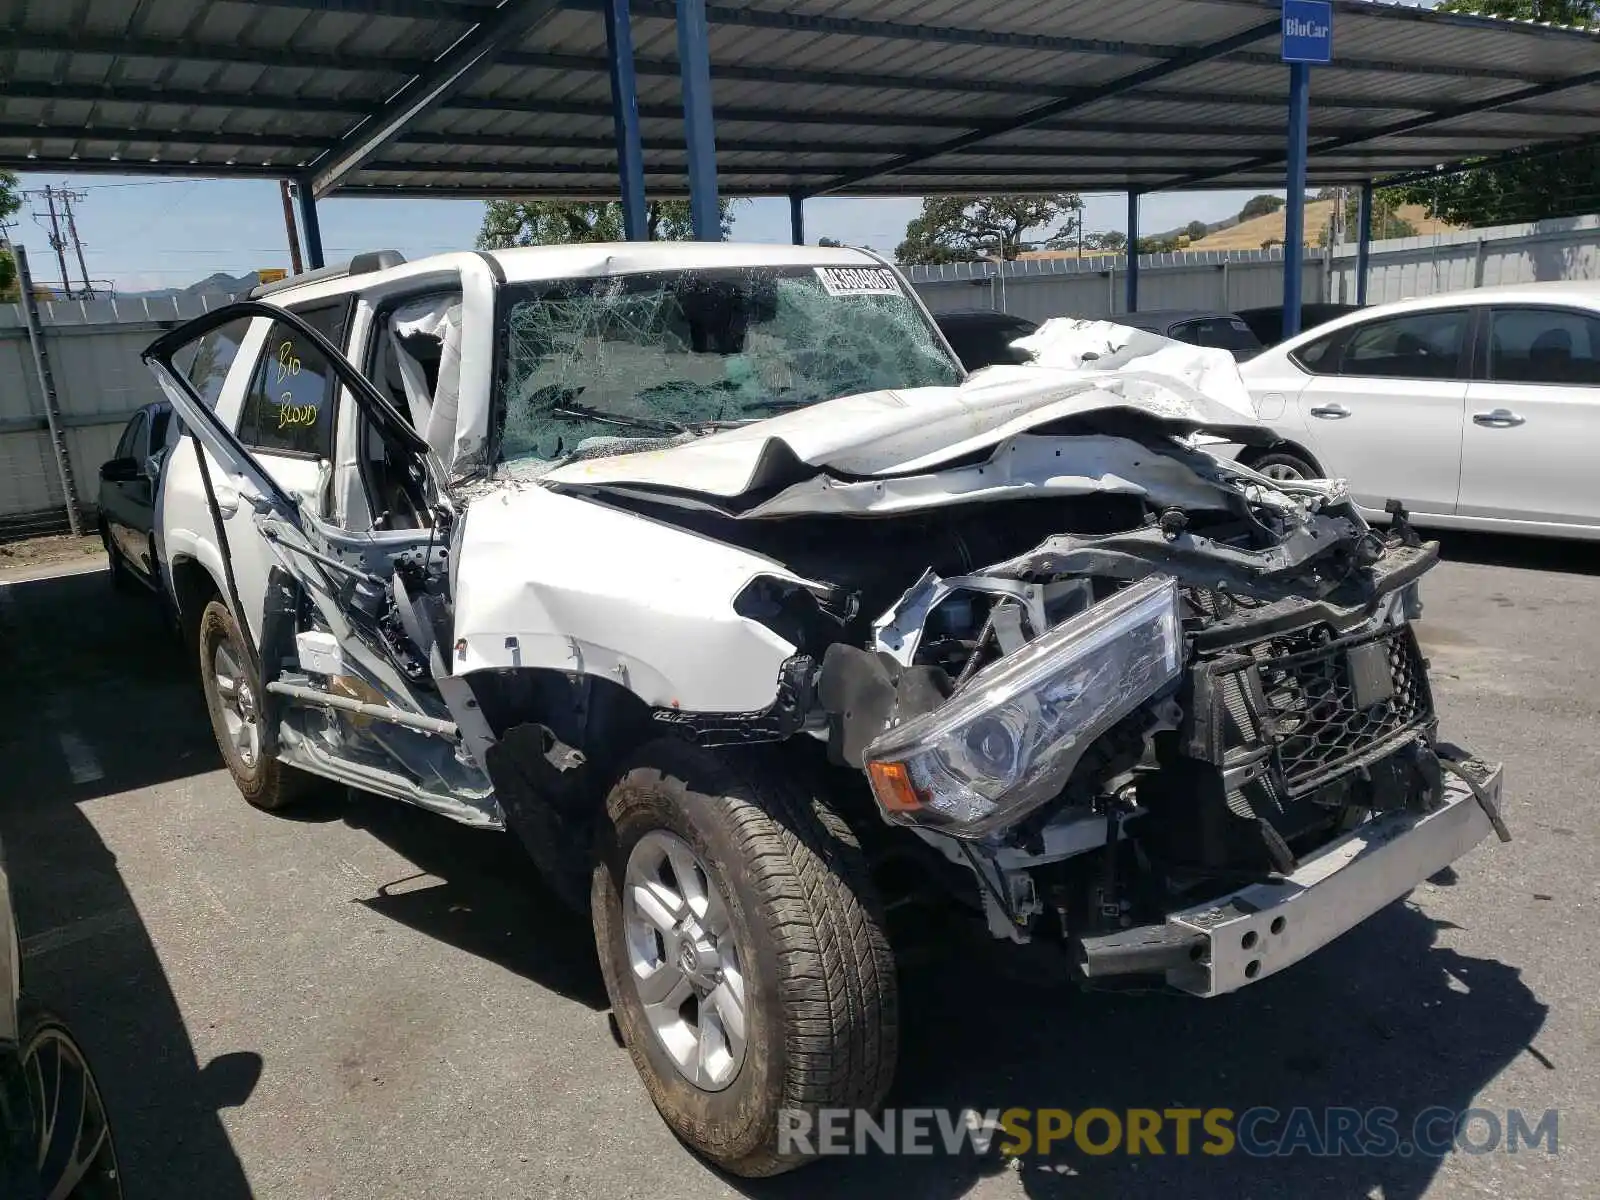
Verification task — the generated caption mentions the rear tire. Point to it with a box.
[197,599,317,812]
[1244,447,1321,482]
[592,738,898,1177]
[100,526,134,595]
[12,1005,122,1199]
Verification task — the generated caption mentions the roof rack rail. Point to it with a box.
[250,250,407,299]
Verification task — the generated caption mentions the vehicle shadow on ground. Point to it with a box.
[338,789,610,1010]
[0,570,257,1199]
[740,897,1545,1200]
[1430,529,1600,576]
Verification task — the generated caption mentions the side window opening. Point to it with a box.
[236,301,351,458]
[184,317,253,410]
[116,411,148,461]
[1337,310,1468,381]
[1487,308,1600,386]
[358,292,461,531]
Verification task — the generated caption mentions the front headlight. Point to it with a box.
[864,575,1183,837]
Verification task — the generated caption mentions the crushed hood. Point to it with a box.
[534,321,1267,505]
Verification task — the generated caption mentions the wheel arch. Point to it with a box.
[167,552,224,647]
[1239,438,1327,479]
[470,667,660,910]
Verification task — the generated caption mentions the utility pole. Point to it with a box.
[60,189,93,297]
[26,184,92,298]
[41,186,71,294]
[278,179,304,275]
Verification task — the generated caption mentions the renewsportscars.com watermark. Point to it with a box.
[778,1107,1560,1159]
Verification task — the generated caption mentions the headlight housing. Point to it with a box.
[864,575,1183,837]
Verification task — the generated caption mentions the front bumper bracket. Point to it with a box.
[1078,760,1504,996]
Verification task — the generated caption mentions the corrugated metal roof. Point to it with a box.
[1,0,1596,199]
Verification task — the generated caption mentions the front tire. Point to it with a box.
[197,599,315,812]
[592,738,897,1177]
[1244,447,1321,482]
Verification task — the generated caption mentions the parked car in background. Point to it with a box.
[1240,282,1600,539]
[97,400,173,593]
[933,308,1038,369]
[1,835,123,1198]
[1235,302,1364,347]
[1115,310,1265,361]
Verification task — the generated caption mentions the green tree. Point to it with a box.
[0,169,20,301]
[1184,220,1210,242]
[1083,229,1127,253]
[1320,190,1416,245]
[477,198,736,248]
[1239,194,1285,220]
[1405,2,1599,225]
[1438,0,1594,21]
[895,194,1082,264]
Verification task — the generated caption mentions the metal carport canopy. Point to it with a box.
[2,0,1599,201]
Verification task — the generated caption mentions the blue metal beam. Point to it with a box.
[603,0,647,240]
[1126,192,1140,314]
[810,18,1281,195]
[676,0,720,241]
[1282,63,1311,340]
[296,178,325,269]
[1355,181,1372,307]
[1165,65,1600,192]
[789,191,805,245]
[308,0,565,196]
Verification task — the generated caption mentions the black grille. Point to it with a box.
[1230,624,1432,795]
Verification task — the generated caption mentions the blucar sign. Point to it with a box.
[1282,0,1333,64]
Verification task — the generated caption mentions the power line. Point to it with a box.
[24,184,93,298]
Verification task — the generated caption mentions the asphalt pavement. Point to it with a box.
[0,532,1594,1200]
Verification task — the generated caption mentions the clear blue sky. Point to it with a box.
[5,174,1274,294]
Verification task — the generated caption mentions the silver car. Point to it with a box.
[1239,282,1600,540]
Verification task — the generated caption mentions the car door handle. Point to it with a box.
[213,484,240,518]
[1473,409,1526,428]
[1309,404,1351,420]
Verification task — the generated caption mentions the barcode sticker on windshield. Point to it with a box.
[814,266,902,297]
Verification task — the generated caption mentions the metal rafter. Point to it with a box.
[8,30,1591,117]
[808,18,1281,196]
[1168,66,1600,191]
[1375,132,1600,189]
[306,0,565,196]
[570,0,1570,84]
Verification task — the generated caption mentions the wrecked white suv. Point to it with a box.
[148,243,1507,1176]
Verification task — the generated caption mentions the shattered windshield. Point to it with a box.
[494,264,961,465]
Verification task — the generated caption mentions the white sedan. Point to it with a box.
[1238,282,1600,540]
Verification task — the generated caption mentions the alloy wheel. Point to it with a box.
[622,830,748,1091]
[22,1023,121,1199]
[212,639,260,768]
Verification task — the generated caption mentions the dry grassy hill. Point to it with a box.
[1199,199,1456,251]
[1018,199,1458,261]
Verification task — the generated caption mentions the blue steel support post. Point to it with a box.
[1282,61,1311,338]
[676,0,721,241]
[605,0,648,240]
[1126,191,1139,313]
[789,191,805,245]
[1355,180,1373,306]
[297,179,325,269]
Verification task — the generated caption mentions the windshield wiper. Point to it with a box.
[551,402,688,437]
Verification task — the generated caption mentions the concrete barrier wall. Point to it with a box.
[908,213,1600,321]
[0,294,217,534]
[2,213,1597,533]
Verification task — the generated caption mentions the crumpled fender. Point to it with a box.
[450,485,807,712]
